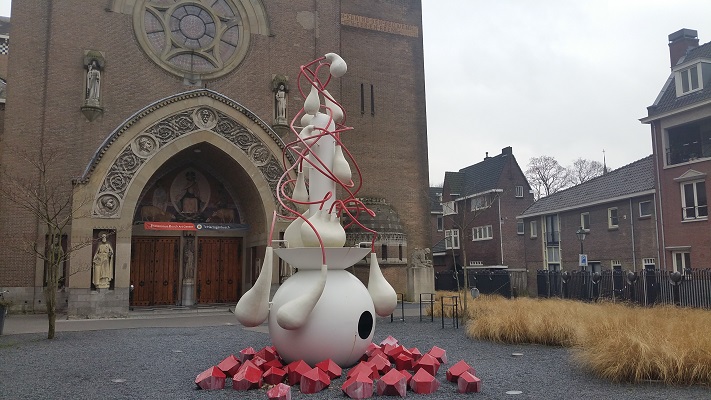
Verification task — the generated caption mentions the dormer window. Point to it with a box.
[674,61,711,97]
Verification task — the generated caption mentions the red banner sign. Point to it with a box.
[144,222,197,231]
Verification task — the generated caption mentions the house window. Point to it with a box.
[679,64,700,94]
[530,220,538,238]
[437,216,443,231]
[681,180,708,220]
[608,207,619,228]
[611,260,622,270]
[445,229,460,249]
[643,258,656,270]
[516,221,524,235]
[469,260,483,267]
[665,118,711,165]
[672,251,691,273]
[545,215,559,244]
[515,186,524,198]
[443,201,457,216]
[381,244,388,261]
[580,212,590,230]
[639,201,652,218]
[472,225,493,241]
[546,246,560,271]
[398,244,403,261]
[471,195,491,211]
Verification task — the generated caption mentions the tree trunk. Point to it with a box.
[45,285,56,339]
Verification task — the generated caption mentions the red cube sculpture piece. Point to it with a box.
[341,372,374,399]
[427,346,448,364]
[365,342,382,357]
[195,366,226,390]
[380,335,399,347]
[413,353,440,376]
[385,344,409,362]
[300,367,331,394]
[400,369,413,386]
[347,361,379,380]
[316,358,342,379]
[251,355,267,371]
[457,371,482,393]
[409,348,422,361]
[376,369,407,397]
[446,360,476,382]
[264,358,284,370]
[216,355,241,377]
[394,353,415,371]
[238,346,256,363]
[263,366,288,385]
[256,346,279,362]
[286,360,311,385]
[409,368,440,395]
[232,362,263,391]
[267,382,292,400]
[369,353,392,375]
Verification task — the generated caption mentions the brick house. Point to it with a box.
[641,28,711,271]
[439,147,534,273]
[518,156,658,294]
[0,1,432,316]
[428,186,447,272]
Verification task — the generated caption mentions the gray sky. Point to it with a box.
[2,1,711,184]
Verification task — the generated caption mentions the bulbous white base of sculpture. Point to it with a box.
[269,266,375,367]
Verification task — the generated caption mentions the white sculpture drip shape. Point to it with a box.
[367,252,398,316]
[275,263,327,330]
[233,246,273,326]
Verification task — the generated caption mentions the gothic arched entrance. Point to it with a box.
[70,90,293,317]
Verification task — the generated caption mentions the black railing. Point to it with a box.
[537,269,711,309]
[435,270,512,298]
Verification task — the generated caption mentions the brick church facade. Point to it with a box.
[0,1,430,317]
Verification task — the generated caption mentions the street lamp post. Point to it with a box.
[576,226,587,271]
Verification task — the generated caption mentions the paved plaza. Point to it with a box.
[0,305,708,399]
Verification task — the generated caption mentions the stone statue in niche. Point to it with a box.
[184,238,195,280]
[274,82,288,125]
[86,59,101,105]
[92,233,114,289]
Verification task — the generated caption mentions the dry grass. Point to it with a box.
[430,292,711,385]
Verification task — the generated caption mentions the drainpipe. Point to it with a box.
[498,196,504,265]
[652,123,666,270]
[629,198,636,269]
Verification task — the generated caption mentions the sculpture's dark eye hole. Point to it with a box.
[358,311,374,339]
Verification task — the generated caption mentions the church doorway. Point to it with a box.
[129,237,180,306]
[196,237,242,303]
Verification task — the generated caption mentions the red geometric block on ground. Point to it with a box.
[286,360,312,386]
[409,348,422,361]
[267,382,292,400]
[446,360,476,382]
[316,358,342,379]
[256,346,279,363]
[251,355,268,371]
[365,342,382,357]
[385,345,409,362]
[413,353,440,376]
[238,346,256,363]
[381,344,396,359]
[347,361,379,380]
[394,353,414,371]
[341,372,374,399]
[300,367,331,394]
[400,369,412,386]
[376,369,407,397]
[264,358,284,370]
[195,366,226,390]
[409,368,440,395]
[427,346,448,364]
[369,353,392,375]
[232,362,263,391]
[457,371,482,393]
[216,355,241,377]
[263,366,288,385]
[380,335,399,347]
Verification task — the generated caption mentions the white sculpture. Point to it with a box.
[92,233,114,289]
[86,60,101,104]
[234,53,397,367]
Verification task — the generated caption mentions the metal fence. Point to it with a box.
[537,269,711,309]
[435,269,523,298]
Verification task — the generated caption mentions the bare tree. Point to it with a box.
[0,147,92,339]
[525,156,570,200]
[567,158,606,186]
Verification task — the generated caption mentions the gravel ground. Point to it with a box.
[0,314,709,400]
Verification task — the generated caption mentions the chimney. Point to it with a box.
[484,152,490,160]
[501,146,512,155]
[668,28,698,67]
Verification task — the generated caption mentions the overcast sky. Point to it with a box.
[2,1,711,184]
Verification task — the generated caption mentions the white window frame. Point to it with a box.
[681,180,708,220]
[516,221,524,235]
[445,229,460,249]
[515,185,524,198]
[608,207,619,228]
[469,260,483,266]
[472,225,493,241]
[471,195,491,211]
[530,220,538,238]
[611,260,622,270]
[437,216,443,232]
[643,258,656,270]
[443,200,457,216]
[639,201,652,218]
[676,63,702,96]
[580,212,590,231]
[672,251,691,273]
